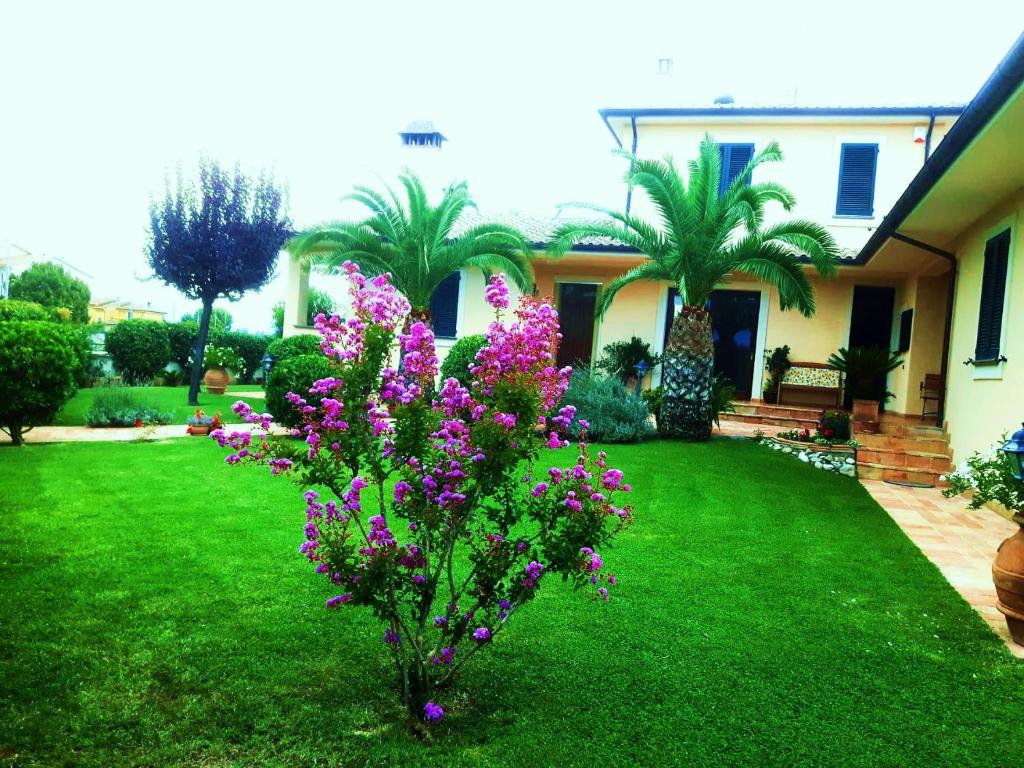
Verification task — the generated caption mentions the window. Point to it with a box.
[718,144,754,196]
[430,271,461,338]
[897,309,913,353]
[835,143,878,216]
[975,228,1011,362]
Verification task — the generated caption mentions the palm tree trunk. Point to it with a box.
[659,305,713,440]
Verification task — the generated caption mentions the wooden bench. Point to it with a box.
[777,362,843,407]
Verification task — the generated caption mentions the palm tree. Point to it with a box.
[549,136,839,440]
[288,171,534,329]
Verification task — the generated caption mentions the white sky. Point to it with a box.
[2,1,1022,332]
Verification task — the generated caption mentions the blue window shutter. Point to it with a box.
[718,144,755,196]
[836,143,878,216]
[974,229,1011,361]
[430,271,461,338]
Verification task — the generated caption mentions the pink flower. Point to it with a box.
[484,273,511,309]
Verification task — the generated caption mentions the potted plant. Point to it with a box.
[762,345,792,404]
[186,409,221,436]
[827,346,903,431]
[596,337,662,386]
[943,431,1024,645]
[642,386,663,433]
[201,345,244,395]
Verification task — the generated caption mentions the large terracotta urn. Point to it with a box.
[993,515,1024,645]
[204,366,230,395]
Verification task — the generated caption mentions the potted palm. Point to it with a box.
[201,345,244,395]
[549,136,838,440]
[827,346,903,430]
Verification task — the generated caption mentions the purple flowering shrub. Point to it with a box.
[211,267,634,725]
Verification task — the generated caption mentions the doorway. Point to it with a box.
[556,282,598,369]
[663,288,761,400]
[849,286,895,350]
[708,289,761,400]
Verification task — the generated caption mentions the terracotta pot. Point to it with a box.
[993,518,1024,646]
[851,398,880,434]
[190,424,211,436]
[204,366,230,395]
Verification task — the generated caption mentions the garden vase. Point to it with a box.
[189,425,211,436]
[993,516,1024,646]
[204,366,230,395]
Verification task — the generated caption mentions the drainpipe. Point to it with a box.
[923,111,936,162]
[890,232,956,427]
[625,115,638,214]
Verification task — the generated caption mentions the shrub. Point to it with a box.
[166,321,200,372]
[711,374,737,428]
[0,321,83,445]
[84,387,173,427]
[596,336,661,383]
[763,345,792,402]
[8,262,90,322]
[828,346,903,405]
[439,334,486,388]
[562,369,652,443]
[200,345,245,374]
[943,438,1024,514]
[212,270,633,725]
[104,320,172,385]
[266,334,322,363]
[158,368,185,387]
[265,354,336,428]
[0,299,51,322]
[218,331,272,384]
[817,409,851,441]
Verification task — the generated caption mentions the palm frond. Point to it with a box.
[594,261,674,318]
[727,240,816,316]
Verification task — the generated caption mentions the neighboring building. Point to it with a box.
[283,33,1024,464]
[88,299,166,326]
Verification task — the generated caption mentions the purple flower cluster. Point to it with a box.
[484,272,510,310]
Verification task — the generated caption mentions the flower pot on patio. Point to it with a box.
[188,424,211,436]
[993,516,1024,646]
[204,366,230,395]
[851,398,880,434]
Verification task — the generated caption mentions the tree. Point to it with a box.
[146,160,291,405]
[181,306,232,334]
[550,137,838,440]
[0,321,83,445]
[271,288,335,336]
[287,172,533,329]
[9,262,90,322]
[104,319,172,385]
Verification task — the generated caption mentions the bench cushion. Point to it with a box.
[782,366,841,389]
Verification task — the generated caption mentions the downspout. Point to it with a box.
[890,232,956,427]
[923,111,936,162]
[625,115,638,214]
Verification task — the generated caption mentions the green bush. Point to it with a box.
[439,334,486,388]
[0,321,83,445]
[166,321,200,372]
[0,299,51,322]
[104,320,172,385]
[219,331,272,383]
[596,337,661,384]
[711,374,737,428]
[8,262,90,322]
[265,354,336,429]
[562,369,652,443]
[266,334,323,364]
[84,387,173,427]
[817,409,851,441]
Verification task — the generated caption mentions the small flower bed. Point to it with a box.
[942,439,1023,514]
[84,387,173,428]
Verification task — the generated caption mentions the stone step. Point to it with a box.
[857,461,949,487]
[855,432,951,454]
[728,413,819,430]
[856,448,953,474]
[733,403,824,421]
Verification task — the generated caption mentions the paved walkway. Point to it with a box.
[5,421,282,444]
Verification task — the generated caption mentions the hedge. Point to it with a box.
[104,320,172,385]
[265,354,336,429]
[266,334,323,364]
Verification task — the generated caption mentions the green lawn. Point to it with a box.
[1,438,1022,766]
[52,385,266,426]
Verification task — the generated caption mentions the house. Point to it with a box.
[88,298,166,327]
[282,32,1024,466]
